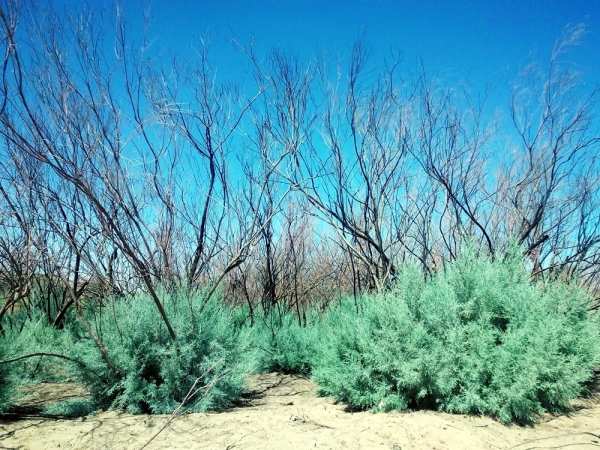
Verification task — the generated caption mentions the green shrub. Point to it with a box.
[313,249,600,423]
[71,294,257,414]
[0,343,12,413]
[254,311,317,375]
[43,398,95,418]
[0,314,75,413]
[3,314,75,383]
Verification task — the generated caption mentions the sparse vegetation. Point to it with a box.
[0,2,598,443]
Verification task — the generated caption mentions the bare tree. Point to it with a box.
[506,24,600,280]
[0,0,598,337]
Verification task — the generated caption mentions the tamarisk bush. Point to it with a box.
[253,311,318,375]
[0,344,11,413]
[0,313,76,413]
[70,295,257,414]
[313,249,600,423]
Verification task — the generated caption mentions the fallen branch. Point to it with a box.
[139,360,227,450]
[0,352,98,377]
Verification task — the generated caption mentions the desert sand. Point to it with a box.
[1,373,599,450]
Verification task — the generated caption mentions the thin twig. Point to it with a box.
[139,361,227,450]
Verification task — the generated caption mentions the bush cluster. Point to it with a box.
[0,343,11,413]
[70,295,256,414]
[1,249,598,424]
[313,249,600,423]
[253,311,317,375]
[42,398,96,418]
[0,314,75,413]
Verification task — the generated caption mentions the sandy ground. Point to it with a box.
[1,373,599,450]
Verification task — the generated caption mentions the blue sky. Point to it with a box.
[15,0,600,235]
[116,0,600,90]
[48,1,600,115]
[46,0,600,174]
[48,1,598,83]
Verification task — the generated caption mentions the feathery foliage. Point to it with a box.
[313,248,600,423]
[42,398,96,418]
[70,294,257,414]
[254,311,317,375]
[1,249,598,424]
[0,313,75,413]
[0,342,12,413]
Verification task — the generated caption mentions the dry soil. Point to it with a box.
[1,373,599,450]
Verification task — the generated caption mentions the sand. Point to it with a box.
[1,373,599,450]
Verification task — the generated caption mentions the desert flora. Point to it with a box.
[70,294,257,414]
[0,314,77,413]
[313,249,600,423]
[1,249,598,424]
[254,311,318,375]
[42,398,96,418]
[0,343,12,413]
[2,313,75,383]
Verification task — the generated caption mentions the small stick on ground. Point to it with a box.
[139,361,226,450]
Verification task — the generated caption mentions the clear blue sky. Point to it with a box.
[111,0,600,90]
[49,0,600,154]
[47,0,600,116]
[25,0,600,232]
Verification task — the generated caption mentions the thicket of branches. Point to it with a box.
[0,2,599,426]
[0,2,599,337]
